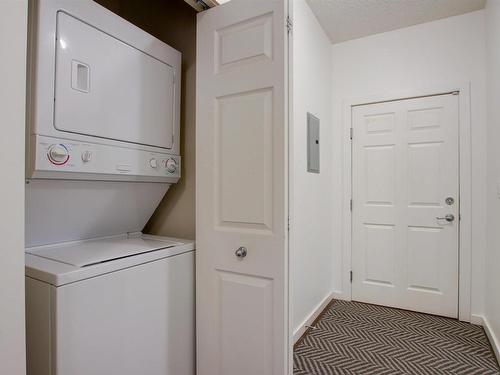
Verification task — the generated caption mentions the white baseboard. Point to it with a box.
[470,314,500,365]
[483,316,500,365]
[331,290,349,301]
[470,314,484,326]
[293,293,333,344]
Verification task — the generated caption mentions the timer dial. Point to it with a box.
[47,144,70,165]
[165,158,177,173]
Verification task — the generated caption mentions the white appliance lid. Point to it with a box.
[26,236,182,267]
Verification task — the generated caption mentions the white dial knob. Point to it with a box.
[166,158,177,173]
[48,144,69,165]
[82,150,92,163]
[149,158,158,168]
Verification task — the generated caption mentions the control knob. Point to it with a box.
[82,150,92,163]
[47,144,69,165]
[165,158,177,173]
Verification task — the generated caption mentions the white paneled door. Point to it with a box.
[196,1,289,375]
[352,94,459,318]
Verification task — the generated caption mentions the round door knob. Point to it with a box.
[47,144,69,165]
[166,158,177,173]
[235,247,247,259]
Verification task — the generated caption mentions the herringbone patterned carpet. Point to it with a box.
[294,300,500,375]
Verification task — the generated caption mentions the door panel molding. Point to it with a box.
[196,1,289,374]
[341,84,472,322]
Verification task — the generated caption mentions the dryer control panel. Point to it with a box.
[28,135,180,183]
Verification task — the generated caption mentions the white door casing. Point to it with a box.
[196,1,289,374]
[351,94,459,318]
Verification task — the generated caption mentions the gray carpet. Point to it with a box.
[294,300,500,375]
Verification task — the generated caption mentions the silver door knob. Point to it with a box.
[436,214,455,222]
[235,247,247,259]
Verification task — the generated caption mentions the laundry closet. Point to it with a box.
[24,1,196,374]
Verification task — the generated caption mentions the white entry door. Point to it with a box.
[196,1,289,375]
[351,94,459,318]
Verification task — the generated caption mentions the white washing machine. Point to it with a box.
[25,234,195,375]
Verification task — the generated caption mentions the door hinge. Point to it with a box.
[195,0,209,11]
[286,16,293,33]
[350,127,353,140]
[350,199,353,211]
[350,271,353,283]
[287,216,291,231]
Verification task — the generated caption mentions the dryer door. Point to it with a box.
[54,12,175,149]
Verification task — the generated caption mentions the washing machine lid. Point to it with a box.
[26,236,182,268]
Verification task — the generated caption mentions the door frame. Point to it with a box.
[340,83,472,322]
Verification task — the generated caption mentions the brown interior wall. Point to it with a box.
[95,0,197,240]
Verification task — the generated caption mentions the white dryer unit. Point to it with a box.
[25,0,183,248]
[25,234,195,375]
[27,0,181,183]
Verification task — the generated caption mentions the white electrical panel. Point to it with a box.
[307,112,320,173]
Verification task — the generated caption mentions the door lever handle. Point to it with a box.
[436,214,455,222]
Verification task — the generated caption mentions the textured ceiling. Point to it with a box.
[306,0,486,44]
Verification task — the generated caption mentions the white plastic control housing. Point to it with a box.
[28,135,181,183]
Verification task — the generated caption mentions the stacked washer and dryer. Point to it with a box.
[24,1,194,374]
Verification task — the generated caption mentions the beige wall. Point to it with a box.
[485,0,500,355]
[96,0,197,240]
[0,1,27,374]
[292,0,335,335]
